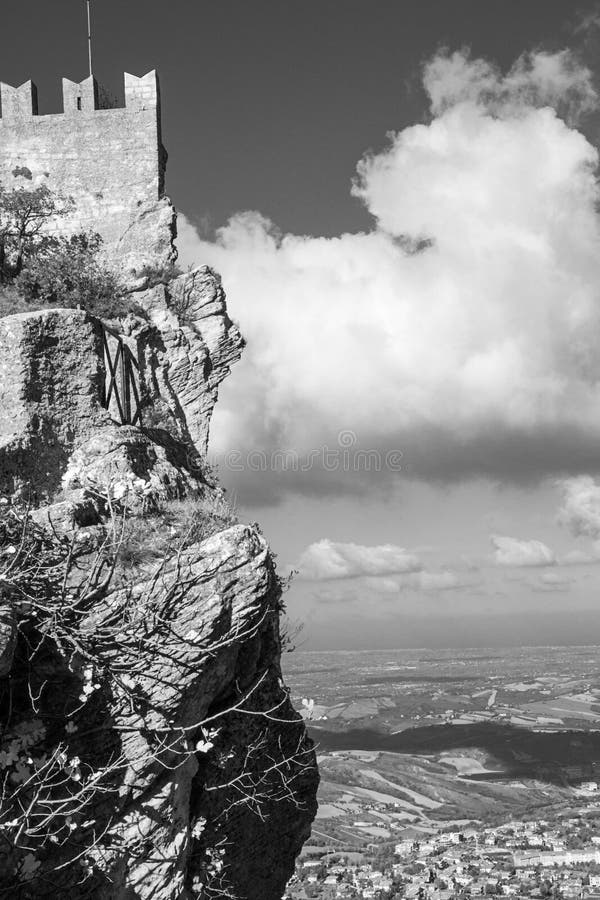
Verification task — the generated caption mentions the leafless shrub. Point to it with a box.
[0,498,313,896]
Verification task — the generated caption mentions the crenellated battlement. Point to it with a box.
[0,71,159,120]
[62,76,101,115]
[0,81,38,119]
[124,71,160,112]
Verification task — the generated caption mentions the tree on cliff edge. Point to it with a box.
[16,231,130,318]
[0,185,71,282]
[0,185,135,319]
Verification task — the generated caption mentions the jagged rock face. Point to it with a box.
[0,295,318,897]
[0,272,243,499]
[0,516,318,899]
[0,601,15,677]
[0,308,110,500]
[63,424,202,502]
[115,197,178,291]
[135,266,245,454]
[0,308,193,504]
[83,524,317,900]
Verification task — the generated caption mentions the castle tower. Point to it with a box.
[0,71,175,286]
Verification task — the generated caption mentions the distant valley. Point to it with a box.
[283,646,600,857]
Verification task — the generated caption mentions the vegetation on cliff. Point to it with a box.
[0,186,142,320]
[0,484,316,898]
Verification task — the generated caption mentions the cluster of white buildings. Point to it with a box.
[287,810,600,899]
[287,859,392,898]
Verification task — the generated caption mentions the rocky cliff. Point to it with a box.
[0,268,318,897]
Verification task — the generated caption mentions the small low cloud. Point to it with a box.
[298,540,481,594]
[540,570,573,585]
[403,570,479,592]
[561,544,600,565]
[297,539,421,580]
[558,476,600,539]
[491,534,556,567]
[364,570,476,593]
[531,570,574,593]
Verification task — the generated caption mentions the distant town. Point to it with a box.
[286,786,600,899]
[284,648,600,900]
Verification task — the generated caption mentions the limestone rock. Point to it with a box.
[0,599,15,677]
[115,196,178,291]
[136,266,245,453]
[62,424,202,504]
[0,296,241,503]
[0,299,318,898]
[85,524,317,899]
[0,519,318,898]
[0,308,110,500]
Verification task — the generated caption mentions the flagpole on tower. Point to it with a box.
[86,0,93,78]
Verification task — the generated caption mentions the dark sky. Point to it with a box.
[1,1,593,237]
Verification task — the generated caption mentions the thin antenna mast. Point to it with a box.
[86,0,93,77]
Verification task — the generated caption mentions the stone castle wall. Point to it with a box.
[0,72,175,286]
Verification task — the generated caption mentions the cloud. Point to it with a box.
[539,571,572,584]
[558,476,600,539]
[404,570,479,592]
[540,570,573,585]
[561,545,600,565]
[363,570,479,592]
[297,541,480,595]
[180,48,600,499]
[574,9,600,37]
[530,570,574,592]
[423,49,596,121]
[297,539,421,580]
[491,534,556,567]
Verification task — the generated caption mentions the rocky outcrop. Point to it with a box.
[114,196,178,291]
[0,308,109,500]
[0,295,318,897]
[0,600,15,677]
[134,266,245,454]
[83,523,316,900]
[0,267,244,500]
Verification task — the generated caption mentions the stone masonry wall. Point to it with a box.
[0,72,175,284]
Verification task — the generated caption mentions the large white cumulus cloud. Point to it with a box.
[179,49,600,496]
